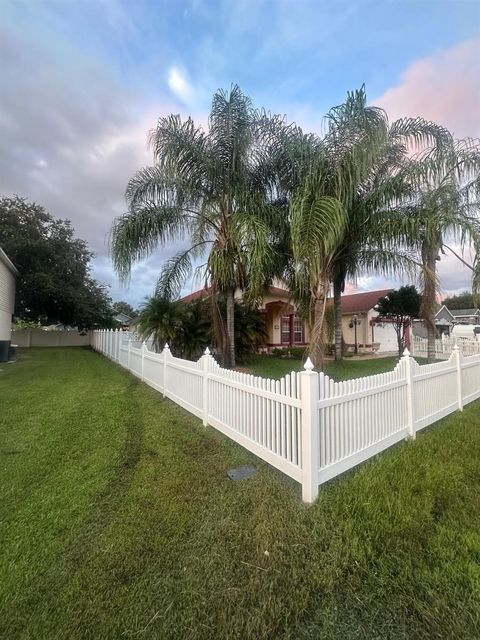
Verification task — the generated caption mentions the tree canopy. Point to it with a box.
[375,286,421,357]
[442,291,477,310]
[0,196,114,328]
[111,85,282,367]
[112,301,136,318]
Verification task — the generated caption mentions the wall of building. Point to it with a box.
[0,258,16,345]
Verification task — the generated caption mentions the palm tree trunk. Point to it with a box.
[309,280,328,369]
[333,278,343,361]
[422,247,438,363]
[226,289,235,368]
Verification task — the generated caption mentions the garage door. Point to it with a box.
[373,323,399,353]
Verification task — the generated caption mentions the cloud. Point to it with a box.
[0,22,189,304]
[167,66,196,106]
[376,37,480,138]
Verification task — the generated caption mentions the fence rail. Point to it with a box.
[412,334,480,359]
[92,330,480,502]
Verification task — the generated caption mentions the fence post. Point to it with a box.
[163,343,170,397]
[202,347,212,426]
[402,348,415,439]
[300,357,320,503]
[453,343,463,411]
[127,338,131,371]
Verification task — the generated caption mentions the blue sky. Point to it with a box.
[1,0,479,305]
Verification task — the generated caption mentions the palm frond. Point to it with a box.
[111,205,191,281]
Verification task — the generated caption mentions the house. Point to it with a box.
[413,304,480,338]
[180,286,400,353]
[412,304,456,338]
[114,312,133,329]
[450,308,480,325]
[0,247,19,362]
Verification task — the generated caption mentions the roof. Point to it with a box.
[450,308,480,316]
[180,286,392,313]
[341,289,391,314]
[435,305,456,321]
[0,246,19,276]
[179,287,212,303]
[114,312,132,324]
[179,285,289,304]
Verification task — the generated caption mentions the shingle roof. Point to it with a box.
[179,286,391,313]
[179,287,212,303]
[340,289,391,314]
[450,308,480,316]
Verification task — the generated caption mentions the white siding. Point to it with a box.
[0,258,16,341]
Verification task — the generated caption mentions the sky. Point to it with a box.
[1,0,479,307]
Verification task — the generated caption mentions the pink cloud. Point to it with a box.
[376,38,480,139]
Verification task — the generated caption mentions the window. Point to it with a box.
[281,314,304,344]
[294,316,304,343]
[281,315,290,343]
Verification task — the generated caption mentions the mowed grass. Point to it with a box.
[246,353,410,379]
[1,348,479,640]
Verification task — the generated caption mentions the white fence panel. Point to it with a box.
[461,353,480,404]
[412,335,480,359]
[143,347,165,392]
[412,355,459,430]
[317,360,409,484]
[91,331,480,504]
[205,355,303,482]
[164,348,204,419]
[128,343,143,379]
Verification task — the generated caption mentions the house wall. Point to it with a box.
[265,307,311,346]
[0,257,16,360]
[341,311,370,347]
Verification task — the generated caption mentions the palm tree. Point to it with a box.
[135,296,184,351]
[384,138,480,361]
[319,88,452,361]
[111,85,279,368]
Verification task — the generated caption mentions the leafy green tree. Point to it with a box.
[441,291,476,310]
[112,301,136,318]
[111,85,280,368]
[375,286,421,357]
[0,196,114,328]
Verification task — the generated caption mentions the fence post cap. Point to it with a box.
[453,343,460,351]
[204,346,211,356]
[304,357,314,371]
[164,342,170,350]
[402,348,411,357]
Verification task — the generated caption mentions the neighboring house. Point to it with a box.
[0,247,19,362]
[180,286,399,353]
[413,304,480,338]
[450,308,480,325]
[114,312,133,329]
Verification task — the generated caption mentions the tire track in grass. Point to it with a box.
[2,369,145,638]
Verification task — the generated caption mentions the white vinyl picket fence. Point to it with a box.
[412,334,480,359]
[92,330,480,502]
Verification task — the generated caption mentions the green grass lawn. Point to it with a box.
[246,353,410,380]
[1,348,479,639]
